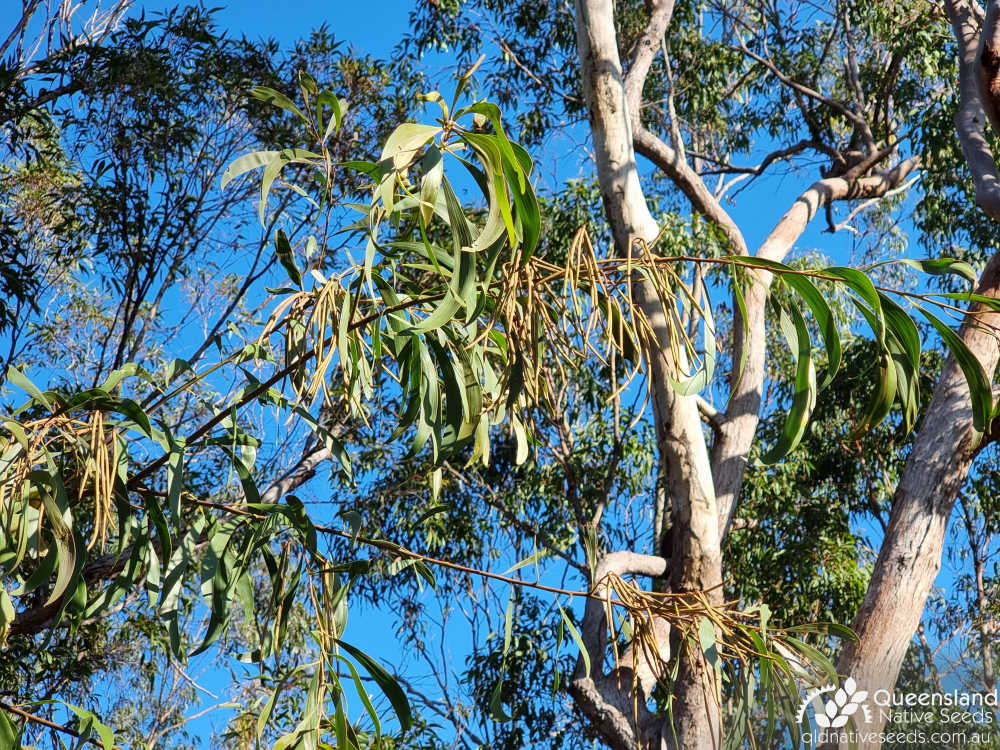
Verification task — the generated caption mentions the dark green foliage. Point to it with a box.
[463,595,586,750]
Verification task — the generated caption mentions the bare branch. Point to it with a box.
[634,125,748,255]
[495,35,583,106]
[259,446,331,504]
[696,139,818,176]
[735,36,877,151]
[696,395,722,433]
[829,175,921,234]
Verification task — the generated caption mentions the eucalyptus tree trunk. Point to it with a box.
[829,2,1000,746]
[573,0,722,746]
[571,0,931,746]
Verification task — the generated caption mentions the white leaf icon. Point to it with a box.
[815,714,831,728]
[832,716,849,728]
[825,701,838,718]
[842,703,859,716]
[844,677,857,694]
[835,688,847,706]
[853,690,869,703]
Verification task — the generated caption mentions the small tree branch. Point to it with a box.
[696,395,722,433]
[633,124,748,256]
[0,700,112,749]
[735,38,878,151]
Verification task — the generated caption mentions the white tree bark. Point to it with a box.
[572,1,930,746]
[829,2,1000,747]
[573,1,722,747]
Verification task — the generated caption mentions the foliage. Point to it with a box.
[3,1,1000,749]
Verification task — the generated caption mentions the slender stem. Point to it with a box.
[0,701,112,749]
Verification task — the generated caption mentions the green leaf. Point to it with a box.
[853,351,897,439]
[502,587,515,658]
[257,666,303,737]
[258,148,322,226]
[340,510,362,543]
[503,546,547,576]
[0,706,20,748]
[0,587,14,638]
[934,291,1000,311]
[165,433,184,528]
[879,294,920,369]
[759,603,771,636]
[63,702,115,750]
[379,122,441,170]
[488,678,513,722]
[898,257,977,284]
[848,299,900,437]
[335,654,383,743]
[7,366,52,409]
[824,266,885,344]
[419,146,444,226]
[698,617,721,671]
[880,294,921,433]
[32,468,77,607]
[336,640,413,731]
[779,273,842,388]
[462,132,516,249]
[249,86,308,124]
[220,150,279,191]
[914,304,993,433]
[762,304,816,463]
[412,503,452,526]
[783,636,838,682]
[512,415,530,465]
[316,90,343,142]
[669,276,717,396]
[441,176,474,249]
[505,142,541,262]
[274,229,302,288]
[557,602,590,678]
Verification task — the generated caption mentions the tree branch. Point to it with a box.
[633,125,749,256]
[569,550,669,750]
[713,155,921,538]
[696,395,722,433]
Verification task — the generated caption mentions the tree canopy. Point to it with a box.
[3,2,1000,750]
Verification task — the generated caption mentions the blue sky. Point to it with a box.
[141,1,415,54]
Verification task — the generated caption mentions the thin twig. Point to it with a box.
[0,701,112,749]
